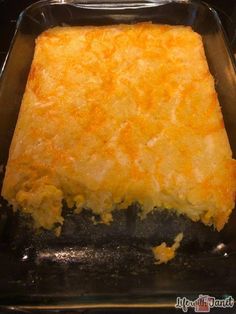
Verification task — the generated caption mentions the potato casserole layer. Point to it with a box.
[2,23,236,230]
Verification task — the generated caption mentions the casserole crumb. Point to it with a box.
[152,232,183,264]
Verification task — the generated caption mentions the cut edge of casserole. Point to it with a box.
[1,23,236,232]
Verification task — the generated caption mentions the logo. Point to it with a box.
[175,295,234,312]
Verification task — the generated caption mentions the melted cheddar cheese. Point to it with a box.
[2,23,236,230]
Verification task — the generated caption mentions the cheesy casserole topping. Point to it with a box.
[2,23,236,230]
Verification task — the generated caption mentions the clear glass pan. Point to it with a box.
[0,0,236,311]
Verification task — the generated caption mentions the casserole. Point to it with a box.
[2,22,236,232]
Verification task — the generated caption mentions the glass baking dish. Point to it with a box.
[0,0,236,311]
